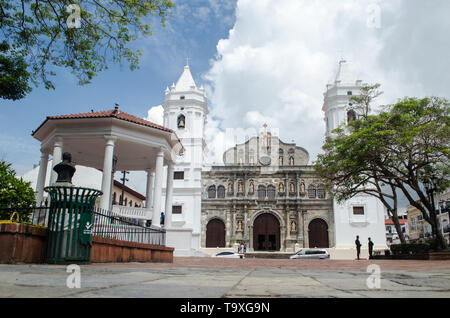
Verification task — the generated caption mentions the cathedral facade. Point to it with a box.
[200,129,334,252]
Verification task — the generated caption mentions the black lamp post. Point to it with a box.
[423,174,442,251]
[120,170,129,206]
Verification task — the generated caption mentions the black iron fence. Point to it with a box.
[92,207,165,246]
[0,206,165,246]
[0,207,49,226]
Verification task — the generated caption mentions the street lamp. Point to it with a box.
[423,174,442,251]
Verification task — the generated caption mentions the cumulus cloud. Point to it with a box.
[203,0,450,165]
[145,105,164,126]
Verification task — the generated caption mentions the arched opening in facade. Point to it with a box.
[308,218,329,248]
[208,185,216,198]
[206,218,226,247]
[253,213,280,251]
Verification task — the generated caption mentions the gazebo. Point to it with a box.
[32,104,183,228]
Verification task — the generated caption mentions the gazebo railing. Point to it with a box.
[92,207,165,246]
[111,204,152,220]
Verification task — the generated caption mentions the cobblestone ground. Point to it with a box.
[1,257,449,298]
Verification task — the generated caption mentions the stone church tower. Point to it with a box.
[322,60,387,252]
[162,64,208,256]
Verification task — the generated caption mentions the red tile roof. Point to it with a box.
[385,219,408,225]
[33,107,173,135]
[113,180,146,201]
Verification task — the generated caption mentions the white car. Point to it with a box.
[214,252,245,259]
[289,249,330,259]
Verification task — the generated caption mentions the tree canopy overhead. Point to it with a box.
[0,0,174,100]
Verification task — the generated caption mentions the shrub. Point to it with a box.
[390,243,430,255]
[0,161,35,221]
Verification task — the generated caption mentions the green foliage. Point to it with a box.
[390,243,430,255]
[0,161,35,220]
[316,94,449,248]
[0,41,32,100]
[0,0,174,99]
[349,83,383,119]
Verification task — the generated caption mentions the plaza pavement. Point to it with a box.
[0,257,449,298]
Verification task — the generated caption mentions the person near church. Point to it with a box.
[368,237,374,260]
[240,242,244,253]
[355,235,362,260]
[160,212,165,226]
[244,242,247,253]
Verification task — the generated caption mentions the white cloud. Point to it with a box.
[145,105,164,126]
[203,0,450,165]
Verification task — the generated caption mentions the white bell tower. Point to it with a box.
[162,64,208,256]
[322,60,387,256]
[322,59,363,137]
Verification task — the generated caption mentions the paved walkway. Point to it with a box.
[1,258,449,298]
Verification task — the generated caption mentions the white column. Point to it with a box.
[50,139,63,185]
[164,163,174,228]
[35,150,49,206]
[145,169,155,209]
[99,137,116,210]
[152,148,164,228]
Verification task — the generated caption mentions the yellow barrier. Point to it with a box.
[0,211,47,228]
[0,211,20,224]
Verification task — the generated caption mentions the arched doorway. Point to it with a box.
[206,219,226,247]
[253,213,280,251]
[308,219,329,248]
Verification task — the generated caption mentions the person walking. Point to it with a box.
[355,235,362,260]
[368,237,374,260]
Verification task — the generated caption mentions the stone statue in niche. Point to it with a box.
[238,182,243,193]
[279,182,285,193]
[237,220,243,231]
[248,181,254,194]
[300,182,305,193]
[290,220,297,232]
[228,182,233,194]
[289,182,295,193]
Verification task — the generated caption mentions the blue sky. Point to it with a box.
[2,0,450,191]
[0,0,237,174]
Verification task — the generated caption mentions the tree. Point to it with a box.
[0,161,35,220]
[349,83,383,119]
[316,96,450,249]
[0,0,173,100]
[0,41,32,100]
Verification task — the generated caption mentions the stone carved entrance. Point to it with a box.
[206,219,226,247]
[253,213,280,251]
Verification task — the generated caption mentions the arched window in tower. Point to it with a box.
[217,185,225,198]
[208,185,216,199]
[267,185,276,199]
[177,114,186,129]
[347,110,356,123]
[308,185,316,199]
[317,184,326,199]
[257,185,266,199]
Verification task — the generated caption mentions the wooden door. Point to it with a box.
[308,219,329,248]
[206,219,226,247]
[253,213,280,251]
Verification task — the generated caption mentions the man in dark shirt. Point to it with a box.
[368,237,374,259]
[355,235,362,260]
